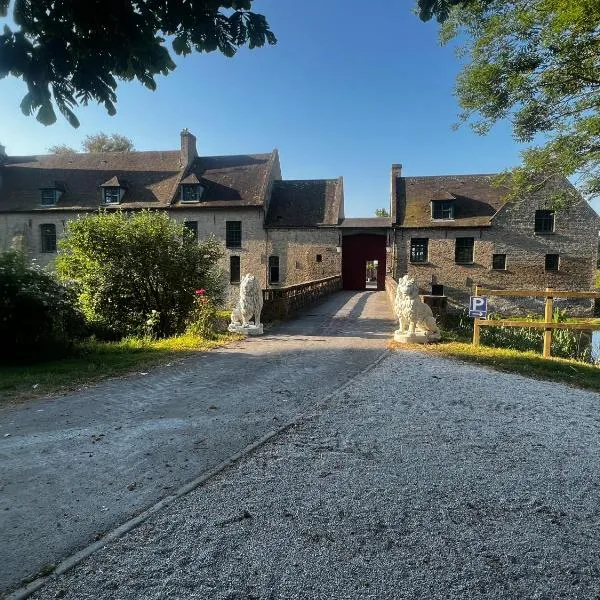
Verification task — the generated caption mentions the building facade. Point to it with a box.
[1,132,598,313]
[389,165,600,313]
[0,131,343,303]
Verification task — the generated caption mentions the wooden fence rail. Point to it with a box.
[473,286,600,358]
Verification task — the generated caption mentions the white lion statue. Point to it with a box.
[394,275,440,339]
[229,274,263,331]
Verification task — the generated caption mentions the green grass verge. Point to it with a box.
[0,333,243,404]
[391,339,600,393]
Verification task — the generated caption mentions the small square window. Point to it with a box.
[410,238,428,263]
[230,255,241,283]
[492,254,506,270]
[226,221,242,248]
[183,221,198,241]
[535,210,555,233]
[180,184,203,202]
[316,254,322,263]
[103,187,121,204]
[431,201,454,220]
[455,237,474,264]
[545,254,559,271]
[40,189,58,206]
[40,223,57,253]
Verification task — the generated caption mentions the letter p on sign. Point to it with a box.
[469,296,488,318]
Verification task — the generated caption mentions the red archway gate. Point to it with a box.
[341,234,387,291]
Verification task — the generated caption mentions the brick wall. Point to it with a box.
[394,197,599,315]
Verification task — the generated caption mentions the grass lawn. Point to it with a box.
[391,339,600,393]
[0,333,243,404]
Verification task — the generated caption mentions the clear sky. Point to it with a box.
[1,0,595,217]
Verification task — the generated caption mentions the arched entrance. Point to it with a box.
[342,234,387,291]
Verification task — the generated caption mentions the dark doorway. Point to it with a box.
[342,234,387,290]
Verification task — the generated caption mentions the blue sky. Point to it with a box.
[2,0,592,216]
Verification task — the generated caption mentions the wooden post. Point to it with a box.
[543,287,553,358]
[473,285,481,347]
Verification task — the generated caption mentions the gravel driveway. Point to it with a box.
[26,349,600,600]
[0,291,396,594]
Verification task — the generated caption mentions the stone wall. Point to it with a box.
[0,211,90,268]
[394,197,599,315]
[171,207,267,305]
[266,228,341,286]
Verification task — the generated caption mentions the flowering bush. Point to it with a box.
[186,289,219,338]
[0,251,86,360]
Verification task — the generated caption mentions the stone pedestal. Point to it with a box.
[228,323,264,336]
[393,330,440,344]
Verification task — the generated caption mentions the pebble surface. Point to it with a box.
[31,350,600,599]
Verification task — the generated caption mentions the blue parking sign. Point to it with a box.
[469,296,488,318]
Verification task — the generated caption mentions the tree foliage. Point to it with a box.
[415,0,477,22]
[48,144,77,155]
[56,211,225,339]
[0,1,276,127]
[82,133,135,153]
[440,0,600,203]
[375,208,390,217]
[0,250,86,361]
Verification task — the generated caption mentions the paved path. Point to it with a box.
[25,349,600,600]
[0,291,396,594]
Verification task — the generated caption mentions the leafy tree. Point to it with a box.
[48,144,77,154]
[439,0,600,204]
[416,0,477,22]
[56,211,225,339]
[0,1,276,127]
[82,133,135,153]
[0,250,85,360]
[375,208,390,217]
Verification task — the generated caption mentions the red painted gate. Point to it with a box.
[341,234,387,291]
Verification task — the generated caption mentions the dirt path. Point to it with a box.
[0,291,396,594]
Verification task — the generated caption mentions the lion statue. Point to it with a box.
[229,273,263,329]
[394,275,440,338]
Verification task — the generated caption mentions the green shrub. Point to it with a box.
[57,211,225,339]
[186,290,220,339]
[0,251,86,361]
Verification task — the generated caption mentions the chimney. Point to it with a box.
[390,163,402,225]
[180,129,197,168]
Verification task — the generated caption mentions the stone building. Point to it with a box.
[389,165,600,313]
[0,131,343,303]
[1,131,598,313]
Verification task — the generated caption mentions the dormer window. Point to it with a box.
[431,200,455,220]
[100,176,126,204]
[103,187,123,204]
[40,188,61,206]
[180,184,204,203]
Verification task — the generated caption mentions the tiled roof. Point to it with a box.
[0,150,274,211]
[397,174,507,228]
[339,218,392,228]
[265,179,343,227]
